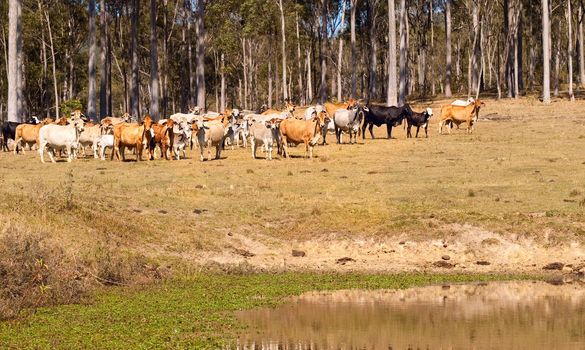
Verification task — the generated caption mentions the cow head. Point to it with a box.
[56,117,70,126]
[142,115,153,131]
[314,109,327,128]
[188,106,201,115]
[285,100,296,114]
[71,117,85,134]
[41,118,54,125]
[472,100,485,122]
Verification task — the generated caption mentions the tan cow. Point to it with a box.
[150,120,172,160]
[438,99,485,134]
[261,101,296,116]
[323,98,358,119]
[111,116,153,161]
[193,114,229,161]
[279,109,327,159]
[13,118,54,154]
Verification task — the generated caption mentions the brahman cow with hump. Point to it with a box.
[333,105,364,144]
[192,114,228,161]
[13,118,53,154]
[111,116,153,161]
[77,124,102,158]
[38,117,85,163]
[438,99,485,134]
[362,104,413,139]
[405,108,433,138]
[279,108,327,159]
[249,119,278,160]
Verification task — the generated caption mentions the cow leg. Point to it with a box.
[425,125,428,138]
[386,124,393,139]
[216,145,221,160]
[251,139,256,159]
[415,126,420,138]
[199,145,204,162]
[207,142,212,161]
[368,124,375,139]
[39,143,46,163]
[406,125,411,138]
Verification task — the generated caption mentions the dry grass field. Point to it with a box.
[1,97,585,316]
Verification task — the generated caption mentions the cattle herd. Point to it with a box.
[0,98,484,163]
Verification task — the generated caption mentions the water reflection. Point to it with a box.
[235,281,585,350]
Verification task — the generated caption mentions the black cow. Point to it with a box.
[405,107,433,138]
[362,104,413,139]
[1,117,39,151]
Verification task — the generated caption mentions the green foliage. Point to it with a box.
[0,273,528,349]
[61,99,83,117]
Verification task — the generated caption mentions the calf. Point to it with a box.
[78,124,102,158]
[98,134,114,160]
[405,108,433,138]
[171,119,191,160]
[149,121,172,160]
[249,119,278,160]
[13,118,54,154]
[279,110,327,158]
[362,104,413,139]
[38,118,85,163]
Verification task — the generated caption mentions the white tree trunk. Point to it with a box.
[149,0,160,120]
[296,13,304,105]
[130,0,140,118]
[278,0,288,101]
[7,0,22,122]
[99,0,109,118]
[445,0,452,97]
[579,5,585,88]
[350,0,357,99]
[567,0,575,101]
[398,0,408,106]
[337,0,346,102]
[268,60,272,108]
[387,0,397,105]
[88,0,97,119]
[542,0,551,104]
[44,10,59,120]
[221,53,225,111]
[306,49,313,102]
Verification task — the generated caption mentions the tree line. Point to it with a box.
[0,0,580,122]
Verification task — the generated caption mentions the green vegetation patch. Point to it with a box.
[0,273,528,349]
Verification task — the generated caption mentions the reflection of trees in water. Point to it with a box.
[233,281,585,350]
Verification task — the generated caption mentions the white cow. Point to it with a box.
[78,124,102,158]
[249,120,278,160]
[171,120,191,160]
[38,118,85,163]
[98,134,114,160]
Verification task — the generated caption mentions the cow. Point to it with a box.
[320,99,357,144]
[279,109,327,158]
[77,124,102,158]
[438,99,485,134]
[261,101,296,115]
[38,117,85,163]
[149,121,172,160]
[13,118,54,154]
[1,117,40,152]
[98,134,114,160]
[111,116,153,161]
[362,104,413,139]
[193,115,228,161]
[249,119,279,160]
[171,119,191,160]
[333,106,364,144]
[100,113,131,129]
[405,107,433,138]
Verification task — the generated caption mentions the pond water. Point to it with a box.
[235,280,585,350]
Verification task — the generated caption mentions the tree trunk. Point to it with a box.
[542,0,551,104]
[220,52,225,112]
[368,0,378,102]
[386,0,397,105]
[188,18,195,107]
[580,4,585,88]
[430,0,435,96]
[99,0,109,118]
[517,3,523,92]
[350,0,357,99]
[319,0,328,103]
[568,0,575,100]
[306,49,313,103]
[398,0,408,106]
[44,10,59,119]
[296,13,304,105]
[445,0,452,97]
[278,0,288,101]
[471,0,481,96]
[337,0,347,102]
[130,0,140,118]
[149,0,160,120]
[88,0,97,120]
[7,0,22,122]
[268,60,273,108]
[195,2,206,110]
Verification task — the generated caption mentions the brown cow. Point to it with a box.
[323,98,358,119]
[438,99,485,134]
[279,109,327,159]
[111,116,153,161]
[150,120,172,160]
[261,101,296,116]
[13,118,54,154]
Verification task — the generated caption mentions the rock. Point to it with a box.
[399,241,406,245]
[562,266,573,274]
[433,261,455,269]
[321,168,329,173]
[476,260,491,266]
[234,248,255,258]
[442,243,448,248]
[336,257,356,265]
[292,250,306,257]
[441,255,451,261]
[543,262,564,270]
